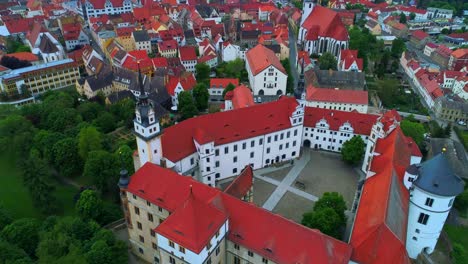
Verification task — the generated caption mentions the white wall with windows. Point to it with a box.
[246,64,287,96]
[304,100,368,113]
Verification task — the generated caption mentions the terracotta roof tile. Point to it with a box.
[246,44,286,75]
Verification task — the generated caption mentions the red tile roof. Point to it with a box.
[166,73,196,96]
[116,27,134,37]
[128,50,148,60]
[306,85,368,105]
[340,49,363,71]
[230,85,254,109]
[27,22,47,45]
[0,65,10,72]
[304,107,378,135]
[223,166,253,199]
[411,30,429,40]
[151,57,168,68]
[246,44,286,75]
[350,127,412,264]
[158,39,178,52]
[447,32,468,41]
[197,54,217,64]
[397,5,426,14]
[301,5,348,41]
[436,45,453,57]
[179,46,197,61]
[210,78,239,89]
[425,42,438,49]
[161,97,298,162]
[88,0,125,9]
[128,163,353,263]
[451,48,468,59]
[4,52,38,62]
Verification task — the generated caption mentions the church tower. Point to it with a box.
[134,63,163,169]
[300,0,316,26]
[405,152,464,259]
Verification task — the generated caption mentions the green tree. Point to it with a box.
[86,240,113,264]
[454,190,468,213]
[391,38,406,58]
[195,63,210,85]
[83,151,119,194]
[77,102,105,122]
[400,119,426,146]
[1,218,41,257]
[452,243,466,264]
[45,108,82,133]
[313,192,347,225]
[93,112,117,133]
[78,126,103,160]
[0,115,36,155]
[53,137,83,178]
[341,135,366,165]
[222,83,236,98]
[0,205,12,231]
[399,12,407,24]
[281,59,295,94]
[33,130,65,164]
[192,83,210,111]
[109,98,135,128]
[178,91,198,120]
[0,239,32,264]
[444,123,452,137]
[318,52,337,70]
[409,12,416,20]
[115,144,135,175]
[76,190,103,221]
[301,207,342,239]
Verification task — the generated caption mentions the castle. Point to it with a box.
[122,71,464,263]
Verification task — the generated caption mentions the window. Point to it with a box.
[139,235,144,243]
[251,140,255,147]
[207,258,211,264]
[294,129,298,136]
[224,147,229,154]
[287,131,290,138]
[286,143,289,148]
[146,201,151,207]
[148,213,153,222]
[267,136,271,143]
[266,147,270,154]
[206,157,210,162]
[216,246,220,255]
[190,158,194,165]
[415,229,420,233]
[215,161,220,167]
[206,167,211,172]
[234,243,240,250]
[179,246,185,253]
[134,206,140,215]
[150,229,155,237]
[279,144,283,150]
[215,149,219,156]
[152,242,158,249]
[233,156,237,162]
[248,251,254,257]
[139,247,144,254]
[169,256,175,264]
[158,206,162,212]
[233,168,237,174]
[133,194,137,199]
[137,222,142,230]
[234,256,240,264]
[259,138,263,145]
[250,152,254,158]
[293,141,296,147]
[206,241,212,250]
[215,173,220,178]
[216,230,220,237]
[242,142,246,149]
[234,145,238,151]
[449,198,454,207]
[262,258,269,263]
[425,198,434,207]
[169,240,175,248]
[417,213,429,225]
[205,149,209,154]
[412,236,417,241]
[274,135,278,141]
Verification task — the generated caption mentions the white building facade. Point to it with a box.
[85,0,132,18]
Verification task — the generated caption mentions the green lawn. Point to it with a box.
[444,224,468,263]
[0,154,78,219]
[0,154,40,219]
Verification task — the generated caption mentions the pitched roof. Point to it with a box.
[151,57,168,68]
[411,30,429,40]
[161,97,298,162]
[246,44,286,75]
[133,30,150,42]
[304,107,378,135]
[223,166,253,199]
[230,85,254,109]
[128,163,353,263]
[4,52,38,62]
[413,154,464,196]
[179,46,197,61]
[27,22,47,45]
[210,78,239,89]
[306,86,368,105]
[340,49,363,71]
[451,48,468,59]
[158,39,178,51]
[301,5,348,41]
[166,73,196,96]
[350,127,412,264]
[39,35,59,53]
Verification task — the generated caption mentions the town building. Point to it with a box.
[116,27,136,52]
[448,49,468,71]
[77,68,114,98]
[178,46,197,73]
[245,44,287,96]
[0,59,79,96]
[299,0,349,57]
[444,33,468,47]
[166,73,197,107]
[431,45,452,69]
[26,23,65,63]
[208,78,239,99]
[221,41,243,62]
[338,49,363,72]
[427,7,453,19]
[305,85,368,113]
[158,40,178,58]
[84,0,132,18]
[223,85,254,111]
[133,30,152,54]
[409,30,430,50]
[423,42,438,57]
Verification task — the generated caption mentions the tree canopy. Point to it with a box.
[53,137,83,178]
[341,135,366,165]
[76,190,103,221]
[391,38,406,58]
[78,126,103,160]
[178,91,198,120]
[0,56,32,70]
[1,218,41,257]
[313,192,347,225]
[400,118,426,146]
[192,83,210,111]
[318,52,338,70]
[83,150,119,194]
[195,63,210,85]
[399,12,407,24]
[222,83,236,98]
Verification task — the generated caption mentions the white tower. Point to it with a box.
[300,0,316,26]
[134,64,163,169]
[406,152,464,259]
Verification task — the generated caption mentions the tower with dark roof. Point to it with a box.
[405,152,464,259]
[134,62,164,168]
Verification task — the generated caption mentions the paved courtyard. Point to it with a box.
[253,149,361,223]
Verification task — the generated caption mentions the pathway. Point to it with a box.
[259,150,316,211]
